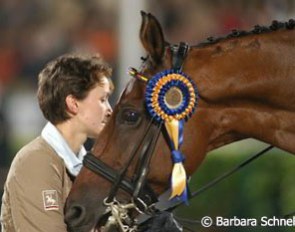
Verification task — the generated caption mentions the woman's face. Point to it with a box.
[76,76,112,138]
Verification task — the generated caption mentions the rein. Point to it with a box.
[163,145,295,229]
[85,144,281,229]
[153,145,274,216]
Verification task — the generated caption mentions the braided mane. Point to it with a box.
[194,19,295,48]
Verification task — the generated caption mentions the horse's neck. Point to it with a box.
[190,29,295,153]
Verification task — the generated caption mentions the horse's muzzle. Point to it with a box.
[65,203,92,232]
[65,202,111,232]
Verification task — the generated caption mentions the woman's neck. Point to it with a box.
[55,120,87,155]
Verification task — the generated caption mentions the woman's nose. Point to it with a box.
[107,101,113,115]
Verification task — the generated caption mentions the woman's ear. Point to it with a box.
[65,95,78,115]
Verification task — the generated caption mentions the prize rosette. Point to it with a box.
[145,69,198,203]
[145,69,198,123]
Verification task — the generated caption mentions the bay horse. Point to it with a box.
[65,12,295,232]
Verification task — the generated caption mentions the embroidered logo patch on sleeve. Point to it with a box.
[42,190,59,211]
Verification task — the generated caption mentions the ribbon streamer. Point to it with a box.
[165,119,188,203]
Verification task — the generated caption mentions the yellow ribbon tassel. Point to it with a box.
[170,163,187,198]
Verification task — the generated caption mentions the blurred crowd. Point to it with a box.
[0,0,295,166]
[149,0,295,44]
[0,0,119,165]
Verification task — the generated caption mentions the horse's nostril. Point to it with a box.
[65,204,86,226]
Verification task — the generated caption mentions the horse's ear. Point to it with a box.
[140,11,165,63]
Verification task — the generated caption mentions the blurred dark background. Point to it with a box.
[0,0,294,231]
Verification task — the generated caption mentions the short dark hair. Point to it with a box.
[37,53,113,124]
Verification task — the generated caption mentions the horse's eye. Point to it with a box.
[121,110,140,124]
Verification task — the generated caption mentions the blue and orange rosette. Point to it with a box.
[145,69,198,203]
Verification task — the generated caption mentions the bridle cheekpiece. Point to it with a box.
[128,42,198,203]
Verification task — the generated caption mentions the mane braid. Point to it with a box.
[193,19,295,48]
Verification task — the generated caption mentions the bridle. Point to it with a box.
[82,41,295,231]
[83,42,190,231]
[83,119,162,231]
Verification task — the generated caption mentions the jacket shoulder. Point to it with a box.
[6,137,64,183]
[15,136,60,163]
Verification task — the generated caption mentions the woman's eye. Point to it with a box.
[121,110,140,124]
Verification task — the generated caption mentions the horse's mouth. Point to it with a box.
[65,211,111,232]
[95,211,119,232]
[67,223,96,232]
[96,211,111,226]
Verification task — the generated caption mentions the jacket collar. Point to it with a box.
[41,122,86,176]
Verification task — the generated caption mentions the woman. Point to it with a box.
[1,53,113,231]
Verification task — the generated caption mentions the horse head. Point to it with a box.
[65,11,295,232]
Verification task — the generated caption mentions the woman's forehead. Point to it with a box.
[96,76,111,90]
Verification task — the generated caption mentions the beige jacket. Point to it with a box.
[1,136,73,232]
